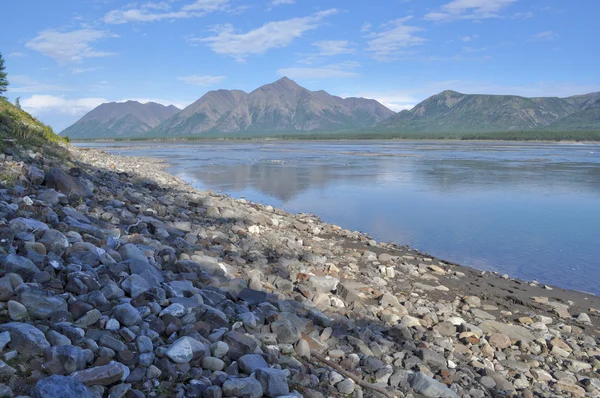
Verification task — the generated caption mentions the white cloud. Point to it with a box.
[351,91,418,112]
[182,0,230,11]
[461,34,479,42]
[177,75,226,86]
[512,11,534,19]
[72,67,101,74]
[531,30,557,41]
[192,9,338,61]
[8,75,74,93]
[271,0,295,5]
[425,0,517,21]
[26,29,118,63]
[361,22,372,32]
[21,95,107,115]
[365,17,426,61]
[7,52,27,58]
[104,0,229,24]
[277,62,360,79]
[312,40,355,56]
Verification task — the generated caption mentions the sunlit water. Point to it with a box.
[77,141,600,295]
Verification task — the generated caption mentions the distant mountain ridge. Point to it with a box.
[149,77,395,136]
[61,79,600,139]
[377,90,600,132]
[61,101,180,139]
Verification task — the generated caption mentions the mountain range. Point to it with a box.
[61,78,600,139]
[377,90,600,133]
[61,101,180,139]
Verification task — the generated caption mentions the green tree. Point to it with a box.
[15,97,21,109]
[0,52,8,96]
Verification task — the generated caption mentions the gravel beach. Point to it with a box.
[0,142,598,397]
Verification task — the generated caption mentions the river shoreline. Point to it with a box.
[0,142,598,396]
[75,146,600,326]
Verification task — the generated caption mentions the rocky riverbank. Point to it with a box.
[0,142,598,398]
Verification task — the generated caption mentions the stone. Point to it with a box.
[48,345,92,374]
[307,275,339,293]
[18,289,68,319]
[146,365,161,379]
[165,336,206,363]
[222,377,263,398]
[271,319,301,344]
[72,362,125,386]
[238,354,268,374]
[224,331,258,358]
[295,339,310,358]
[38,229,70,256]
[121,274,151,299]
[238,288,267,305]
[409,372,459,398]
[8,217,49,233]
[577,313,592,324]
[0,322,50,358]
[159,303,185,317]
[488,333,511,349]
[416,349,447,368]
[202,356,225,371]
[255,368,289,397]
[113,303,141,327]
[479,320,535,343]
[336,379,355,394]
[31,375,94,398]
[401,315,422,328]
[0,254,40,278]
[8,300,28,321]
[45,167,93,199]
[211,341,229,358]
[464,296,481,307]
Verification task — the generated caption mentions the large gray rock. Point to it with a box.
[18,289,68,319]
[47,345,93,375]
[113,303,141,327]
[31,375,94,398]
[45,167,93,199]
[27,165,45,186]
[479,320,535,343]
[222,377,263,398]
[166,336,207,363]
[270,319,301,344]
[128,259,164,285]
[307,275,339,294]
[409,372,459,398]
[8,217,49,233]
[38,229,69,256]
[121,274,151,299]
[255,368,289,397]
[237,354,268,374]
[71,362,124,386]
[0,254,40,278]
[0,322,50,358]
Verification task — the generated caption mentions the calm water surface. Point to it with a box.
[78,141,600,295]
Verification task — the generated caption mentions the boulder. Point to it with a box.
[45,167,93,199]
[0,322,50,358]
[31,375,94,398]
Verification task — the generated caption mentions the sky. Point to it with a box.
[1,0,599,131]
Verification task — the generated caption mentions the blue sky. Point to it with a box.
[1,0,599,131]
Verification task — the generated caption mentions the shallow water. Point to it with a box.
[78,140,600,295]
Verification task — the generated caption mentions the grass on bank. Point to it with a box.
[71,129,600,143]
[0,97,68,155]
